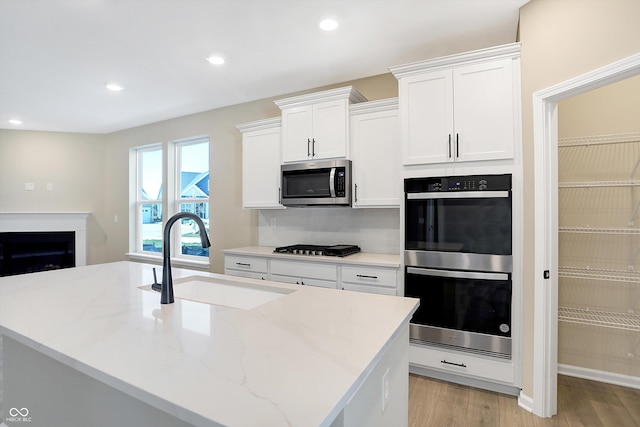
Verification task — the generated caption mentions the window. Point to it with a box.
[131,136,210,263]
[175,139,210,257]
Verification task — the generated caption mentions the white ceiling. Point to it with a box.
[0,0,528,134]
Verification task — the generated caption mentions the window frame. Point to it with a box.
[129,136,211,269]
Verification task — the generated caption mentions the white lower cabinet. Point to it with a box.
[270,259,338,289]
[341,265,397,295]
[409,343,514,385]
[224,255,268,280]
[223,252,399,295]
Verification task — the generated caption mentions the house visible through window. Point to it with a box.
[132,136,210,260]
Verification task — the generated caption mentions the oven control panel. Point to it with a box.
[405,174,511,193]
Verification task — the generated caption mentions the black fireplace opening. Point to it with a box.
[0,231,76,277]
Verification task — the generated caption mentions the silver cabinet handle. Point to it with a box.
[311,138,316,157]
[355,183,358,203]
[448,134,452,158]
[236,262,251,267]
[356,274,378,279]
[456,133,459,158]
[307,138,311,157]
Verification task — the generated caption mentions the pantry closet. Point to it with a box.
[557,75,640,387]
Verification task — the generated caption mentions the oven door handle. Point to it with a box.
[407,190,510,200]
[406,267,509,281]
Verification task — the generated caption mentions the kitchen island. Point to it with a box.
[0,261,418,427]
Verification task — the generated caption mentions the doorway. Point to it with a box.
[532,52,640,417]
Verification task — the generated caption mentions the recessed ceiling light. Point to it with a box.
[106,83,124,91]
[319,19,339,32]
[8,119,22,125]
[206,55,225,65]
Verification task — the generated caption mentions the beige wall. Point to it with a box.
[0,129,108,264]
[519,0,640,397]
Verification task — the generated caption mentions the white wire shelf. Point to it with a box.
[558,132,640,147]
[559,266,640,283]
[558,180,640,188]
[559,226,640,235]
[558,306,640,331]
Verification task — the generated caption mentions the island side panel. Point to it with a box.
[2,336,199,427]
[340,324,410,427]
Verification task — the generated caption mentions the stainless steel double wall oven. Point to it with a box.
[404,174,513,359]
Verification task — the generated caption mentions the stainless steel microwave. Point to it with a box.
[281,159,352,207]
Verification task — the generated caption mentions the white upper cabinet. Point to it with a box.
[237,118,283,209]
[275,86,367,163]
[391,43,520,166]
[350,98,401,208]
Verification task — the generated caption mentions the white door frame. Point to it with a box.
[532,52,640,418]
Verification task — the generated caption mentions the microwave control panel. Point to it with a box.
[405,174,512,193]
[335,169,346,197]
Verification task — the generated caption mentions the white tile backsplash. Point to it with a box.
[258,208,400,254]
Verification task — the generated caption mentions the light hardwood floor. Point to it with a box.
[409,374,640,427]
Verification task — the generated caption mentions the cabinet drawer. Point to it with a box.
[271,259,337,281]
[409,343,514,384]
[342,265,397,288]
[224,255,268,274]
[270,273,336,289]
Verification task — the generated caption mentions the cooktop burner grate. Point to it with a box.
[274,244,361,257]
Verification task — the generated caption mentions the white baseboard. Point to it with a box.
[517,391,534,413]
[558,364,640,390]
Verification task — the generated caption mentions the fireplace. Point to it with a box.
[0,231,75,276]
[0,212,89,276]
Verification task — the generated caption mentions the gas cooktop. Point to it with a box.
[274,244,361,257]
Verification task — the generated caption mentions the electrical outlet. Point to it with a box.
[46,182,53,191]
[24,182,34,191]
[381,368,390,413]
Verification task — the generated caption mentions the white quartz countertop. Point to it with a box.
[222,246,401,268]
[0,261,417,427]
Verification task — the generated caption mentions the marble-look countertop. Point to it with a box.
[222,246,401,268]
[0,261,417,426]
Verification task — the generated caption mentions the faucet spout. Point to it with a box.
[161,212,211,304]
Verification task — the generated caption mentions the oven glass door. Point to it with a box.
[282,168,333,199]
[405,193,512,255]
[405,267,512,337]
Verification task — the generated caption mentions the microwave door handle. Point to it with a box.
[406,267,509,281]
[329,167,336,198]
[406,190,510,200]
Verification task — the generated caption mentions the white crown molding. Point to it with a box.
[236,117,281,133]
[274,86,367,109]
[350,97,398,115]
[389,42,521,79]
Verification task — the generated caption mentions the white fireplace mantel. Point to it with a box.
[0,212,90,266]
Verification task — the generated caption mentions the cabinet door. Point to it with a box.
[311,99,349,159]
[453,58,515,162]
[351,105,401,207]
[400,70,454,165]
[282,105,313,162]
[242,126,283,208]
